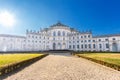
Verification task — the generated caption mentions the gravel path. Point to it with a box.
[2,54,120,80]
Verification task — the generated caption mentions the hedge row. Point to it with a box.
[75,51,120,54]
[77,55,120,71]
[0,54,48,76]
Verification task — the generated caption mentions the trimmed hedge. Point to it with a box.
[75,51,120,54]
[77,55,120,71]
[0,54,48,76]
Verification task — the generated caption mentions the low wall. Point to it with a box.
[0,54,48,76]
[77,55,120,71]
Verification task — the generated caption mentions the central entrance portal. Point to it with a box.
[58,43,62,49]
[53,43,56,50]
[52,43,66,50]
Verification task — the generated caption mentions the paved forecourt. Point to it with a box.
[3,54,120,80]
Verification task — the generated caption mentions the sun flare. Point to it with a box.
[0,10,15,27]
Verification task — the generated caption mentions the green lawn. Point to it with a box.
[76,53,120,66]
[0,53,43,67]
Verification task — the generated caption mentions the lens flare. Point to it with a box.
[0,10,15,27]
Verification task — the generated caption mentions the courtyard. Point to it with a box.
[1,53,120,80]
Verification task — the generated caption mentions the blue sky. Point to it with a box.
[0,0,120,36]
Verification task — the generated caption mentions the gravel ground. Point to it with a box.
[2,54,120,80]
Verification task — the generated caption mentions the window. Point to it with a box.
[81,36,83,38]
[77,45,79,49]
[73,37,74,39]
[81,40,83,43]
[88,35,90,38]
[63,31,65,36]
[53,31,56,36]
[32,36,34,38]
[84,40,87,42]
[93,44,96,48]
[105,39,108,41]
[85,44,87,48]
[81,45,83,49]
[106,43,109,48]
[69,45,71,49]
[58,31,61,36]
[84,36,86,38]
[73,45,75,49]
[58,43,61,46]
[88,44,91,48]
[88,40,91,42]
[113,38,116,40]
[36,36,37,39]
[93,40,95,42]
[77,41,79,43]
[99,44,102,48]
[99,39,101,42]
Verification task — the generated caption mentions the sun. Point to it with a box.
[0,10,15,27]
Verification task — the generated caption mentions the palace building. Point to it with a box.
[0,22,120,52]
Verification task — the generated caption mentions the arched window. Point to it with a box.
[58,31,61,36]
[106,43,109,48]
[93,44,96,48]
[81,44,83,49]
[53,31,56,36]
[99,44,102,48]
[88,44,91,48]
[85,44,87,48]
[63,31,65,36]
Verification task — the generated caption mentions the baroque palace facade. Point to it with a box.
[0,22,120,52]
